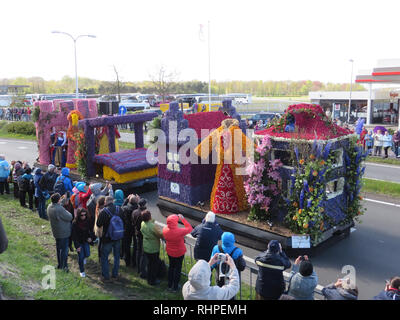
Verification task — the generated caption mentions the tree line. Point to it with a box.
[0,76,365,97]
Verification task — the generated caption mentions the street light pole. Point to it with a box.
[347,59,354,123]
[51,31,96,98]
[208,20,211,112]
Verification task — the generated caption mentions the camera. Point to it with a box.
[217,253,227,263]
[300,255,306,261]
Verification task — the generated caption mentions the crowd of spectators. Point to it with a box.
[0,107,32,121]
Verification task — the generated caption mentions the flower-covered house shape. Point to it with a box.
[254,104,366,242]
[157,100,246,207]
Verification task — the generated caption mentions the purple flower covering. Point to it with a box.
[158,163,217,186]
[158,177,214,205]
[93,148,157,174]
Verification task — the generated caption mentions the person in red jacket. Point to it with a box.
[162,214,193,292]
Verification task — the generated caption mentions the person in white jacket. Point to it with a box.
[182,253,240,300]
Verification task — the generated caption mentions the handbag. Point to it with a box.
[42,190,50,200]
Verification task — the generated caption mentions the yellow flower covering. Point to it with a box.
[103,165,158,184]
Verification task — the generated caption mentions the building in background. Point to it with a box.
[309,59,400,127]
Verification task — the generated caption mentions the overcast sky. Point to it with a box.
[1,0,399,84]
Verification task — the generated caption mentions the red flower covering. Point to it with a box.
[184,111,230,137]
[256,104,353,140]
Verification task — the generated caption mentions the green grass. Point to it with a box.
[0,193,182,300]
[366,156,400,166]
[0,121,36,141]
[362,178,400,198]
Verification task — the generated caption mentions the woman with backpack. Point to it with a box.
[210,232,246,299]
[162,214,193,292]
[54,168,73,196]
[18,167,34,210]
[71,208,95,278]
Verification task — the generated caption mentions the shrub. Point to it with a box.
[6,122,36,136]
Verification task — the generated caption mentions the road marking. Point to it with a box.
[366,162,400,170]
[0,142,7,144]
[364,198,400,208]
[17,146,28,150]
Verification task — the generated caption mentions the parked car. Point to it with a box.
[249,112,281,128]
[119,96,151,111]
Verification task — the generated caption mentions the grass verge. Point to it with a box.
[366,156,400,166]
[0,193,182,300]
[362,178,400,198]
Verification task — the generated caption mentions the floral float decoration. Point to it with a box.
[254,103,365,244]
[244,134,284,222]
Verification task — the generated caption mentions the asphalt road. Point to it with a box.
[1,137,400,300]
[364,162,400,183]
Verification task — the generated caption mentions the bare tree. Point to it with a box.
[149,65,178,101]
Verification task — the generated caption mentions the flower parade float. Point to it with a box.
[34,99,159,192]
[157,102,367,255]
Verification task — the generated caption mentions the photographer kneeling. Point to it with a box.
[182,253,239,300]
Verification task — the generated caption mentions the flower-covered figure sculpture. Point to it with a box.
[194,118,253,214]
[51,129,67,167]
[66,110,84,169]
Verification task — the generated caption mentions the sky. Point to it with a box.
[1,0,400,84]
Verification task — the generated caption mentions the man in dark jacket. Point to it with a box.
[39,164,59,195]
[255,240,291,300]
[121,194,139,267]
[48,193,73,271]
[96,196,123,281]
[373,277,400,300]
[191,211,223,261]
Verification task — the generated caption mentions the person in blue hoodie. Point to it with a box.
[113,189,124,209]
[19,167,34,210]
[54,168,73,196]
[210,232,246,299]
[113,189,125,259]
[0,155,10,196]
[33,168,48,220]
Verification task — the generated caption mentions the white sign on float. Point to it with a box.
[291,235,311,248]
[171,182,180,194]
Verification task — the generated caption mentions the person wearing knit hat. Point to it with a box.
[191,211,223,261]
[254,240,291,300]
[12,161,24,199]
[113,189,124,208]
[287,255,318,300]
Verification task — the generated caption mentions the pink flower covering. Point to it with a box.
[183,111,229,138]
[256,104,353,140]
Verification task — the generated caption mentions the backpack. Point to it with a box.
[18,176,31,192]
[70,193,80,209]
[54,176,66,196]
[104,206,124,241]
